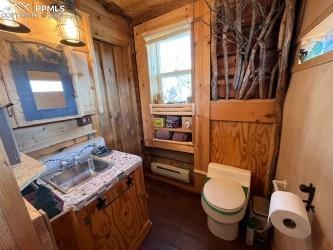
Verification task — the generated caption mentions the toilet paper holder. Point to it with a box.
[299,183,315,212]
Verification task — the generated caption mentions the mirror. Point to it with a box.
[7,41,78,121]
[27,71,67,110]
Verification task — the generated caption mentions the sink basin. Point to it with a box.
[42,158,112,193]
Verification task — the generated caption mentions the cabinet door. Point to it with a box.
[76,168,149,250]
[51,210,80,250]
[68,51,96,116]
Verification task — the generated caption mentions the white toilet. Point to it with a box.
[201,163,251,241]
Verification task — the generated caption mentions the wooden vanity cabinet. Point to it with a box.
[51,166,152,250]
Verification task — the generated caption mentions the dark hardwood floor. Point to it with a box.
[140,178,271,250]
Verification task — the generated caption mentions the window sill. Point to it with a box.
[292,51,333,73]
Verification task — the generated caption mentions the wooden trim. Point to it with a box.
[154,127,192,133]
[150,103,194,116]
[80,11,104,114]
[0,139,42,249]
[145,171,197,192]
[193,0,211,173]
[297,3,333,42]
[24,200,57,249]
[133,0,198,25]
[193,169,207,175]
[78,0,131,47]
[129,220,152,250]
[135,5,193,34]
[292,51,333,73]
[141,19,193,39]
[145,170,206,193]
[134,4,196,150]
[193,170,206,193]
[210,99,277,123]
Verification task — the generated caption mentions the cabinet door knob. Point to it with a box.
[96,197,107,210]
[126,176,133,186]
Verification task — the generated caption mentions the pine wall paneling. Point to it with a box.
[210,99,277,196]
[93,40,142,155]
[0,2,99,157]
[133,1,210,191]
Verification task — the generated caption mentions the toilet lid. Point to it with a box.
[203,179,245,212]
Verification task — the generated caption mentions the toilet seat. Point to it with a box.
[203,178,246,214]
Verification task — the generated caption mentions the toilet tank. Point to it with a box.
[207,163,251,188]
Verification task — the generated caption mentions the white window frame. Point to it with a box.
[145,24,193,103]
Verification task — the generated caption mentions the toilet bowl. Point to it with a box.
[201,163,251,241]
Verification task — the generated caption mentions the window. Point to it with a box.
[146,25,192,104]
[299,13,333,63]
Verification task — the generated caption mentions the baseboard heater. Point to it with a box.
[151,162,190,183]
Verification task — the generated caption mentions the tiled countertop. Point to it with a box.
[37,150,142,211]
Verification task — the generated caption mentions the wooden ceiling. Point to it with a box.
[98,0,194,25]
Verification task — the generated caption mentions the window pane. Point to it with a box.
[299,13,333,63]
[159,32,191,73]
[30,80,64,92]
[147,28,193,104]
[162,74,192,103]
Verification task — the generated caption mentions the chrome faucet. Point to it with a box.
[60,156,79,170]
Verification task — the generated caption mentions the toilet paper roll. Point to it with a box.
[269,191,311,239]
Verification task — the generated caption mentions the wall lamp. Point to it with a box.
[56,0,85,47]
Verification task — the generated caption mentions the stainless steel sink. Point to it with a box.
[41,158,112,193]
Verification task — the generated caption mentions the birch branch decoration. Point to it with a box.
[206,0,295,100]
[211,0,218,100]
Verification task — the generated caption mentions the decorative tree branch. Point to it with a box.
[233,0,243,90]
[269,0,296,194]
[258,41,266,98]
[206,0,291,100]
[237,0,257,92]
[268,62,279,98]
[244,74,258,99]
[222,0,231,99]
[238,0,279,99]
[211,0,218,100]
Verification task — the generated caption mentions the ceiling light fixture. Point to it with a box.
[0,0,30,33]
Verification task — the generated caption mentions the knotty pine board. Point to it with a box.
[210,121,276,196]
[14,120,95,153]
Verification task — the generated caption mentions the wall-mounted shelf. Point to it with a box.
[154,127,192,133]
[145,103,195,153]
[152,139,194,154]
[150,103,195,116]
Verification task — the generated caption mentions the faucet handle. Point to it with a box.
[60,160,69,169]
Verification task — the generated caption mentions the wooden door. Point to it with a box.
[93,40,142,155]
[76,167,149,250]
[0,139,42,249]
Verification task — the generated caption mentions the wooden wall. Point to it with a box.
[80,0,143,156]
[210,100,276,196]
[79,0,131,47]
[273,1,333,249]
[133,0,210,177]
[0,0,99,158]
[0,0,143,158]
[93,40,142,155]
